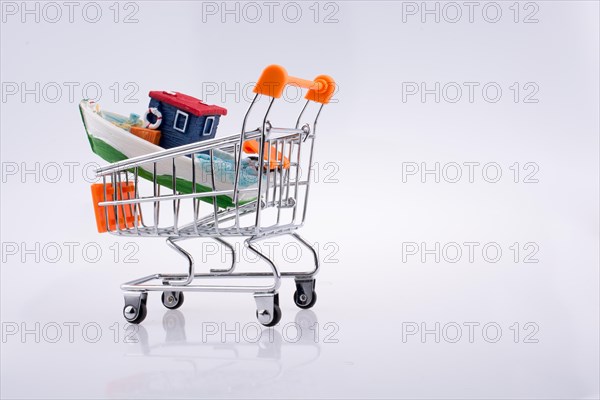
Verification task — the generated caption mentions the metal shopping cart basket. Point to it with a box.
[86,65,336,326]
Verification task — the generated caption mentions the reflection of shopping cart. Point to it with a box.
[107,310,321,397]
[90,65,336,326]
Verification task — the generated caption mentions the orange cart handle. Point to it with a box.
[253,65,336,104]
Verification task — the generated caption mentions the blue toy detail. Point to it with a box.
[146,91,228,150]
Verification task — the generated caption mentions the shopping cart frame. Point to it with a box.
[93,65,335,326]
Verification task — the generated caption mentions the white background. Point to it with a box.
[1,1,599,398]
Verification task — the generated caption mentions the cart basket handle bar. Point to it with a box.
[95,129,257,176]
[253,65,336,104]
[95,126,304,177]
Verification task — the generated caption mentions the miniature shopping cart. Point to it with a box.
[87,65,336,326]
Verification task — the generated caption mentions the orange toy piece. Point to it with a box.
[243,140,290,170]
[130,126,161,145]
[253,65,336,104]
[91,183,139,233]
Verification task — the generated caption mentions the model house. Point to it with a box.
[147,90,227,149]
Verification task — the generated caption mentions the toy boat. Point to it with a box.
[79,92,259,208]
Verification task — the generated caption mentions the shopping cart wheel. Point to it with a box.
[161,291,184,310]
[255,293,282,327]
[293,279,317,309]
[257,305,282,328]
[123,293,148,324]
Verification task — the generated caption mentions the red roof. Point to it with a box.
[149,91,227,117]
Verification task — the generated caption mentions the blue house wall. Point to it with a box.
[149,98,221,149]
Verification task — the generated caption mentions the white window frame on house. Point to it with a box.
[203,116,215,136]
[173,110,189,133]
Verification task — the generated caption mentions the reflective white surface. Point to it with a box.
[1,1,599,398]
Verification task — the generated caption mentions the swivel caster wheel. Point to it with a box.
[293,279,317,309]
[255,293,282,327]
[162,291,184,310]
[256,305,282,328]
[123,293,148,324]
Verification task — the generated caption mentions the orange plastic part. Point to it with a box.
[253,65,336,104]
[243,140,290,170]
[130,126,161,145]
[91,183,139,233]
